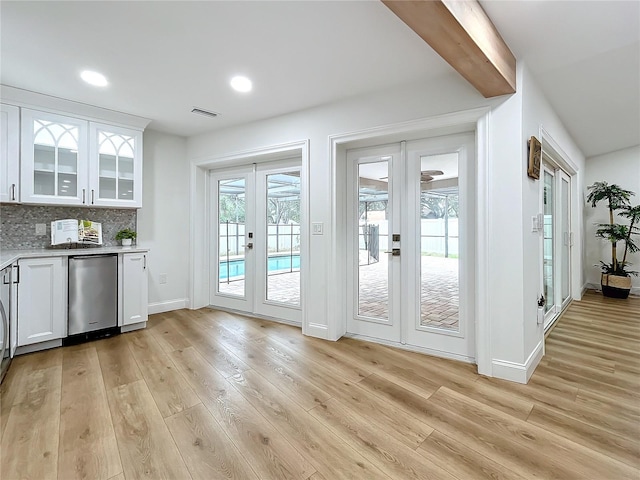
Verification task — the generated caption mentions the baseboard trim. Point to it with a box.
[16,339,62,356]
[206,305,302,329]
[121,322,146,333]
[492,340,544,384]
[343,333,475,364]
[586,282,640,296]
[148,298,190,315]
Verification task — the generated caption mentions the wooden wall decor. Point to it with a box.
[527,136,541,180]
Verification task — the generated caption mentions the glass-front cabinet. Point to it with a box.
[89,123,143,207]
[20,109,143,208]
[20,109,88,205]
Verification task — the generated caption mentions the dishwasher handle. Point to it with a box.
[70,254,117,260]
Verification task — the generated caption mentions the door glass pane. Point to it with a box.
[218,178,246,297]
[357,161,389,320]
[561,178,570,303]
[419,153,460,331]
[98,131,135,201]
[265,171,301,305]
[543,171,555,312]
[33,120,78,197]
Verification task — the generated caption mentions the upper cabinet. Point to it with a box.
[21,109,88,206]
[89,123,143,208]
[0,104,20,203]
[19,109,143,208]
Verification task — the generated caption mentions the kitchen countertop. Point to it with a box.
[0,245,149,270]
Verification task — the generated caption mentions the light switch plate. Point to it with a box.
[312,222,323,235]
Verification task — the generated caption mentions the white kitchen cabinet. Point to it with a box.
[122,253,148,326]
[0,104,20,203]
[89,122,143,208]
[20,108,89,206]
[20,108,144,208]
[17,257,65,346]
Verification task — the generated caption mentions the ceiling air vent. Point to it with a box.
[191,107,219,118]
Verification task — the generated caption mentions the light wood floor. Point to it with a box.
[1,290,638,479]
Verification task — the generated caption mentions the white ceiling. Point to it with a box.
[481,0,640,157]
[0,1,452,136]
[1,1,638,158]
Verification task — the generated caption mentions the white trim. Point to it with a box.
[148,298,189,315]
[192,140,308,167]
[329,106,492,371]
[344,333,475,364]
[189,140,310,330]
[206,304,302,328]
[492,340,544,384]
[15,339,62,356]
[540,126,578,175]
[1,85,150,130]
[121,322,146,333]
[475,112,492,376]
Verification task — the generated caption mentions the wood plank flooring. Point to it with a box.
[1,290,638,479]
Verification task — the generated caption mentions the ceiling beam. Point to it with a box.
[381,0,516,97]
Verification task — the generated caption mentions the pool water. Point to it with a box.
[220,254,300,279]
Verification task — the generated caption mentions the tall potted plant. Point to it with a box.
[587,182,639,298]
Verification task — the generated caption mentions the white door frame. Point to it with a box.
[329,107,491,371]
[190,140,309,328]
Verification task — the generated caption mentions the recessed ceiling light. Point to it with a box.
[230,75,252,93]
[81,70,108,87]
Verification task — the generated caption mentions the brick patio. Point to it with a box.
[217,255,458,330]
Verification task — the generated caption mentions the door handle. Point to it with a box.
[11,184,16,201]
[384,249,400,256]
[242,243,254,249]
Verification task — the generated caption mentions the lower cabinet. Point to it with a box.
[122,252,148,326]
[17,257,65,346]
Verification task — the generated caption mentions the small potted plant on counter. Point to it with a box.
[587,182,639,299]
[115,228,137,247]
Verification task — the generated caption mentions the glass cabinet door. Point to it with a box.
[90,123,143,207]
[20,109,88,205]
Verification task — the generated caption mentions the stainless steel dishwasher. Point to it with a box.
[68,254,118,337]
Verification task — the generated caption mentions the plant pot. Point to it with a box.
[601,273,632,299]
[121,238,132,246]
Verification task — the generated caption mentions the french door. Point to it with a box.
[542,164,572,330]
[210,160,302,323]
[346,133,476,361]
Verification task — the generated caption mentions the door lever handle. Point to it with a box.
[384,249,400,256]
[242,243,254,249]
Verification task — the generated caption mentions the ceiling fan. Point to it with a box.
[379,169,444,182]
[420,170,444,182]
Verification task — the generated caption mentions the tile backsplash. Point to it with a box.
[0,204,136,249]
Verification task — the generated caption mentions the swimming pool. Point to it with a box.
[219,254,300,279]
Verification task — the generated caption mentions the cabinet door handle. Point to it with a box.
[143,255,146,270]
[2,271,9,285]
[91,189,95,204]
[82,188,86,204]
[11,184,16,201]
[13,265,19,284]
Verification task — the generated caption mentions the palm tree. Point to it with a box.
[586,182,634,275]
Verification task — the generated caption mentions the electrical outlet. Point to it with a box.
[35,223,47,236]
[159,273,168,284]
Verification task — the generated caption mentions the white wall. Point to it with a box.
[188,72,490,339]
[521,65,586,372]
[138,130,190,312]
[186,66,585,383]
[585,145,640,293]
